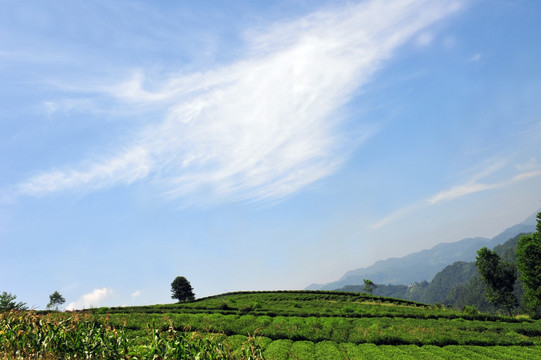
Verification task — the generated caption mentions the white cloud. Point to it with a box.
[131,290,142,298]
[18,0,464,205]
[427,182,497,205]
[427,161,541,205]
[19,147,153,196]
[511,169,541,182]
[66,287,113,311]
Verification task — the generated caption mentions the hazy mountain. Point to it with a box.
[306,210,538,290]
[337,260,479,303]
[336,232,529,311]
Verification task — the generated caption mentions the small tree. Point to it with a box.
[516,212,541,316]
[363,279,377,294]
[0,292,27,312]
[47,291,66,311]
[171,276,195,302]
[475,247,517,315]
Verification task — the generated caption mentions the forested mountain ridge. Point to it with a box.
[307,210,538,291]
[337,232,530,312]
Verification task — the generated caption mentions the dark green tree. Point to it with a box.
[171,276,195,302]
[363,279,377,294]
[475,247,517,315]
[0,291,27,312]
[516,212,541,316]
[47,291,66,311]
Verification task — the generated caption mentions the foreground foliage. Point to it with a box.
[0,310,263,359]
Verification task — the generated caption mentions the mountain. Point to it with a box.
[337,260,479,304]
[306,237,489,290]
[441,232,527,312]
[421,260,478,304]
[306,210,538,291]
[488,222,536,248]
[336,232,529,311]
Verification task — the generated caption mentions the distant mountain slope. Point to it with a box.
[336,232,531,311]
[306,237,490,290]
[338,260,479,304]
[487,223,536,248]
[306,210,538,290]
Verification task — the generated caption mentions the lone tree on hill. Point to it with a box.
[475,247,517,316]
[363,279,377,294]
[171,276,195,302]
[47,291,66,311]
[516,212,541,317]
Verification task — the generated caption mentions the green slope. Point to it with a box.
[8,290,539,359]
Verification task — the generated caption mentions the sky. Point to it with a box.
[1,0,541,310]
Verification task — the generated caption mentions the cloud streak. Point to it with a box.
[18,0,464,205]
[371,160,541,229]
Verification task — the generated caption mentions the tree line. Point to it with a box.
[476,212,541,316]
[1,274,196,313]
[0,290,65,312]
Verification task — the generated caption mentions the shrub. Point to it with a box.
[239,304,253,315]
[463,305,479,316]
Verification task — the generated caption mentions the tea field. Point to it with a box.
[2,290,540,359]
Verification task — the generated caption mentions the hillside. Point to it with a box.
[307,236,489,290]
[307,210,538,290]
[337,232,529,313]
[5,290,541,359]
[98,291,541,351]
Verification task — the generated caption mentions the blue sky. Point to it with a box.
[1,0,541,310]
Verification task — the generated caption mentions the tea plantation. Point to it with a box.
[2,290,540,359]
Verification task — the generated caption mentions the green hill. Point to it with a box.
[96,291,541,348]
[5,290,541,359]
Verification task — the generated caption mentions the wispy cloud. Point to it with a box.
[515,158,540,172]
[371,160,541,229]
[467,52,482,63]
[18,0,464,205]
[66,287,113,311]
[370,202,425,230]
[415,32,435,47]
[426,182,498,205]
[19,147,153,196]
[42,98,99,118]
[426,161,507,205]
